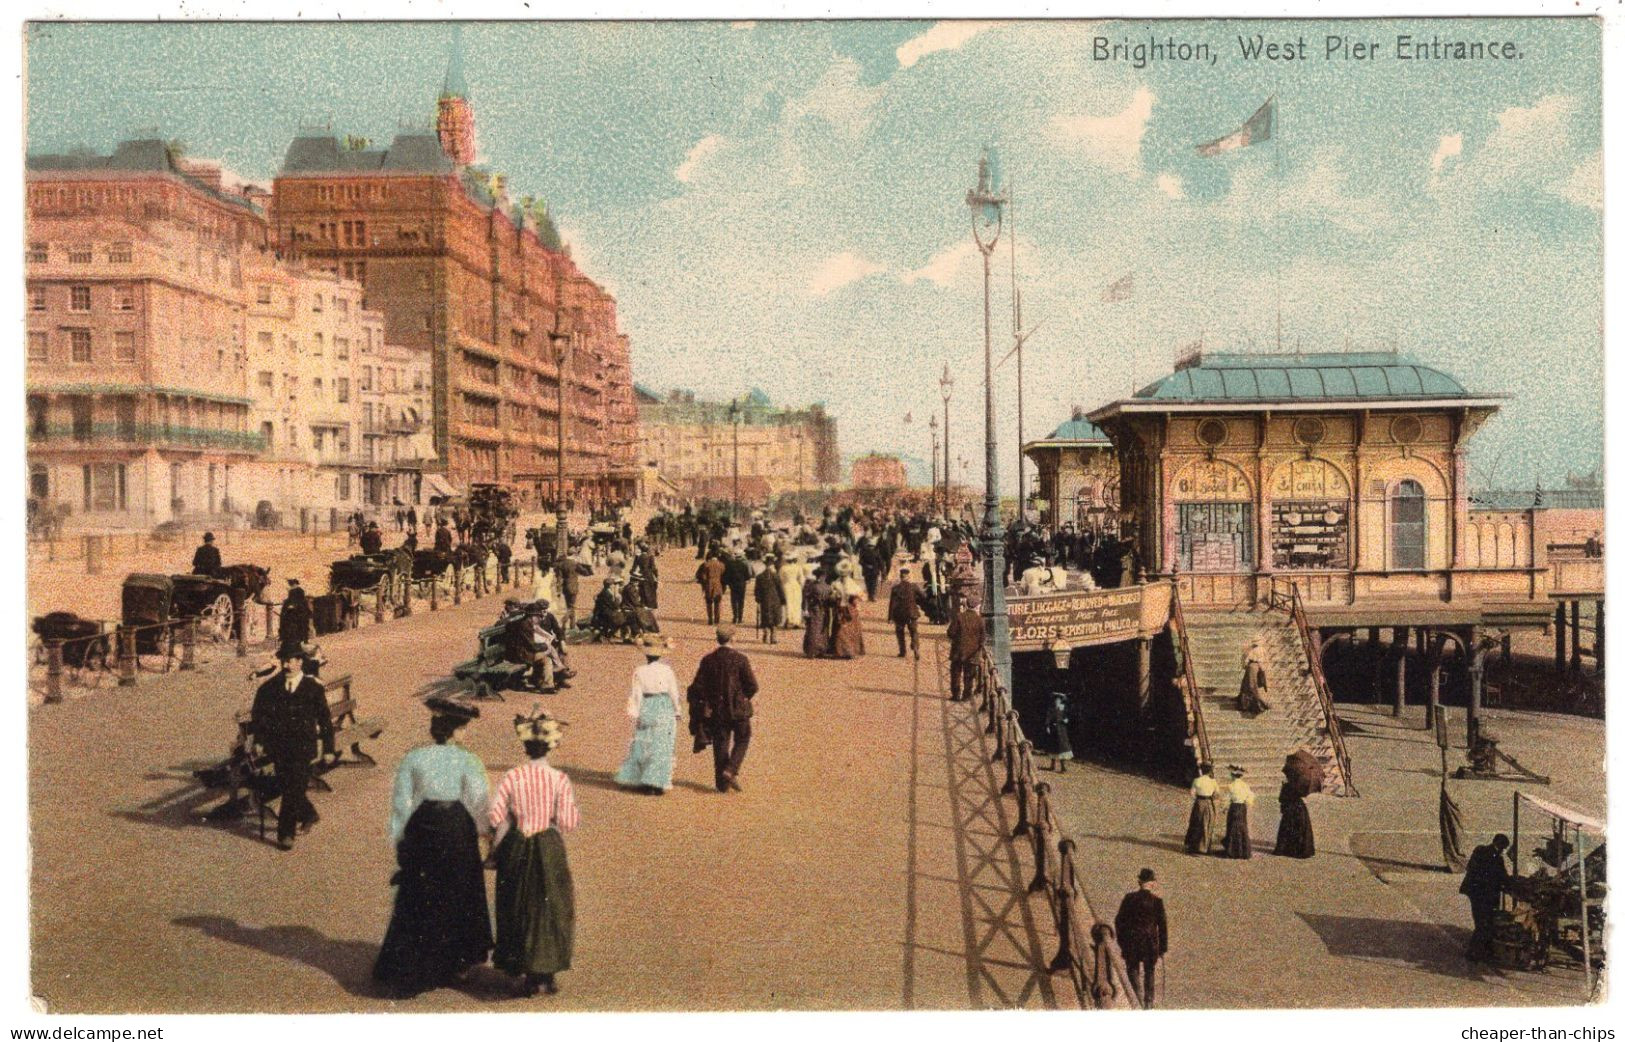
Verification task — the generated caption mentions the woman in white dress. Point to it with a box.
[778,551,808,630]
[613,635,682,794]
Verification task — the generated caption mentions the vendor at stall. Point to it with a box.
[1461,833,1511,962]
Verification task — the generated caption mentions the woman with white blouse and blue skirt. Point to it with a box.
[488,707,580,997]
[614,634,682,794]
[373,696,493,997]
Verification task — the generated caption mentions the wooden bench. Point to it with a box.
[452,623,530,700]
[196,673,386,839]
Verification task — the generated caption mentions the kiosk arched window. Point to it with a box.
[1390,479,1427,570]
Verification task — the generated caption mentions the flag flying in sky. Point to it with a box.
[1195,98,1275,157]
[1101,273,1135,303]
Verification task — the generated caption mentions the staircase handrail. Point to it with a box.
[1168,582,1213,770]
[1279,580,1357,796]
[970,651,1140,1010]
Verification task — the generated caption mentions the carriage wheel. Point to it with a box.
[201,593,235,643]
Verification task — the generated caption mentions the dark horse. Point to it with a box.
[218,564,271,639]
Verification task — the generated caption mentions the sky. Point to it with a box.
[24,18,1603,492]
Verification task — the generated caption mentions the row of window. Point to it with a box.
[28,328,137,364]
[28,242,133,264]
[314,183,387,204]
[29,284,137,312]
[1173,480,1430,573]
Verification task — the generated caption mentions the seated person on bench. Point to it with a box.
[591,578,630,642]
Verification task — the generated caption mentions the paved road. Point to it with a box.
[29,548,1069,1012]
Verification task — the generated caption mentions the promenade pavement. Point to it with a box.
[29,546,1070,1013]
[1050,702,1604,1009]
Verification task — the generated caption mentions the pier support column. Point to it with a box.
[1392,627,1409,718]
[1570,601,1582,675]
[1555,603,1567,675]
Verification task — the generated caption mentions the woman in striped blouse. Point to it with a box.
[487,707,580,997]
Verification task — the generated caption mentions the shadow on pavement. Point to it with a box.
[171,915,522,1003]
[172,915,384,999]
[1076,832,1191,857]
[567,765,717,796]
[1299,913,1482,982]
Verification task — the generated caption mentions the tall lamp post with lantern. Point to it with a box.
[929,414,940,515]
[966,154,1011,690]
[548,316,576,565]
[939,364,953,518]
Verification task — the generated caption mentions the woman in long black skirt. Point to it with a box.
[374,697,493,996]
[1222,766,1254,859]
[1275,782,1316,858]
[487,707,580,997]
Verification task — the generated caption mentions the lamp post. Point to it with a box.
[795,429,805,515]
[550,324,573,563]
[967,154,1011,690]
[728,397,741,519]
[939,364,953,519]
[929,414,940,515]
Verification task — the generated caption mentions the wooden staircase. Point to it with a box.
[1182,610,1353,796]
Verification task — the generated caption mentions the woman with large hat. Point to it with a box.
[614,635,682,795]
[488,706,580,997]
[373,696,493,996]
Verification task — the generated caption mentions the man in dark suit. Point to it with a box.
[191,532,222,578]
[946,598,985,701]
[858,538,883,601]
[686,625,759,793]
[360,522,384,555]
[722,551,752,625]
[1113,868,1169,1008]
[433,520,455,554]
[250,648,336,850]
[1461,833,1511,961]
[887,565,924,659]
[278,578,312,655]
[696,553,726,626]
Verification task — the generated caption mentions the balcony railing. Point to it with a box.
[28,423,267,452]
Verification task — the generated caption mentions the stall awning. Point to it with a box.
[423,473,461,500]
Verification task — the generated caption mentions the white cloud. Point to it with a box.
[675,134,724,184]
[901,241,977,288]
[1560,151,1601,211]
[1155,173,1185,200]
[781,57,885,140]
[1046,87,1156,176]
[1429,132,1463,174]
[808,252,886,296]
[1431,95,1582,206]
[896,21,1003,69]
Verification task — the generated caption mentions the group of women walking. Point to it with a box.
[374,698,579,999]
[1183,760,1316,859]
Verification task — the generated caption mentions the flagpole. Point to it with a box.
[1273,92,1284,351]
[1009,179,1025,524]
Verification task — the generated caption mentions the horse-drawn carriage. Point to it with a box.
[31,612,112,672]
[121,572,238,654]
[329,552,409,616]
[469,482,520,544]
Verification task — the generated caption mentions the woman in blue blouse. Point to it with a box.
[373,696,493,997]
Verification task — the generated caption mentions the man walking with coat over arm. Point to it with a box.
[686,625,759,793]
